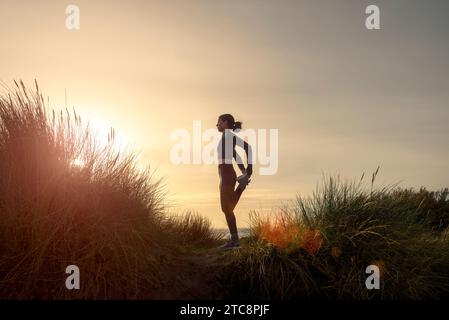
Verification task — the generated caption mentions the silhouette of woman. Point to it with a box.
[216,114,253,249]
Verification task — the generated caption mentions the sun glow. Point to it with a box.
[80,111,131,152]
[70,158,86,168]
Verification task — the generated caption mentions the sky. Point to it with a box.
[1,0,449,228]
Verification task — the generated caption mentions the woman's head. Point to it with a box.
[216,114,242,132]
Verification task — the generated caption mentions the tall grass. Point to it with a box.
[0,81,220,299]
[223,172,449,299]
[161,211,223,247]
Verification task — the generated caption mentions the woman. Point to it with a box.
[216,114,253,249]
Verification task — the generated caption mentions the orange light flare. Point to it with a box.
[370,260,387,276]
[331,246,342,258]
[258,218,325,255]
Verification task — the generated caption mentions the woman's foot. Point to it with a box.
[219,238,240,250]
[236,173,251,190]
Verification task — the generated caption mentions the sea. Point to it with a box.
[213,228,251,238]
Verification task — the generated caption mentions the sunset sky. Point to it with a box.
[1,0,449,228]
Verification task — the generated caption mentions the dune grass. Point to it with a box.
[0,81,221,299]
[161,211,224,248]
[222,173,449,299]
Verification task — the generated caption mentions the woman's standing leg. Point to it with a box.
[219,165,239,247]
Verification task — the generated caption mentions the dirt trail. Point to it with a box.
[157,248,233,299]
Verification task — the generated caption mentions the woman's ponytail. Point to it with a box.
[233,121,242,131]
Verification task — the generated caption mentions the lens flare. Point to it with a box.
[258,220,324,255]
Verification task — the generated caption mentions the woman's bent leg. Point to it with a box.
[231,187,245,211]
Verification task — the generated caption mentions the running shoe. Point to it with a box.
[219,239,240,250]
[237,173,251,188]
